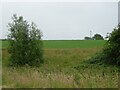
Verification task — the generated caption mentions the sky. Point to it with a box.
[119,1,120,23]
[0,1,118,40]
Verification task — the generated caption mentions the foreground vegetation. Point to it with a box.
[0,47,1,88]
[2,40,119,88]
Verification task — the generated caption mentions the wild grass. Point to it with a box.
[2,47,119,88]
[3,66,118,88]
[0,43,2,88]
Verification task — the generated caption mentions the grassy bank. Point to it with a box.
[2,40,119,88]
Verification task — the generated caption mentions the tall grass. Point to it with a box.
[3,66,118,88]
[0,40,2,88]
[2,47,118,88]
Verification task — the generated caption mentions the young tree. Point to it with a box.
[7,14,43,66]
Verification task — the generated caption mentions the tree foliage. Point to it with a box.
[90,24,120,66]
[92,34,104,40]
[102,24,120,66]
[7,14,43,66]
[84,37,92,40]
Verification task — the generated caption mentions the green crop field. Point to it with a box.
[1,40,106,49]
[43,40,106,48]
[1,40,119,88]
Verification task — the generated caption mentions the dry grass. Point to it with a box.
[0,49,2,88]
[3,68,76,88]
[2,48,119,88]
[2,66,118,88]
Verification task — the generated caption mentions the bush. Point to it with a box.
[89,24,120,66]
[7,14,43,67]
[103,24,120,66]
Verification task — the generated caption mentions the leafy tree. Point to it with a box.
[7,14,43,66]
[92,34,104,40]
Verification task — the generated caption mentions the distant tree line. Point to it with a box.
[0,39,7,41]
[84,33,104,40]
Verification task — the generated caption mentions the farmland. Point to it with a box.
[1,40,106,49]
[1,40,119,88]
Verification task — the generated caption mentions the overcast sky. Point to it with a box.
[1,1,118,40]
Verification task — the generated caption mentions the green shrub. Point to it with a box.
[89,24,120,66]
[102,24,120,66]
[7,14,43,67]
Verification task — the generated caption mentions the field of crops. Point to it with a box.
[1,40,119,88]
[1,40,106,49]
